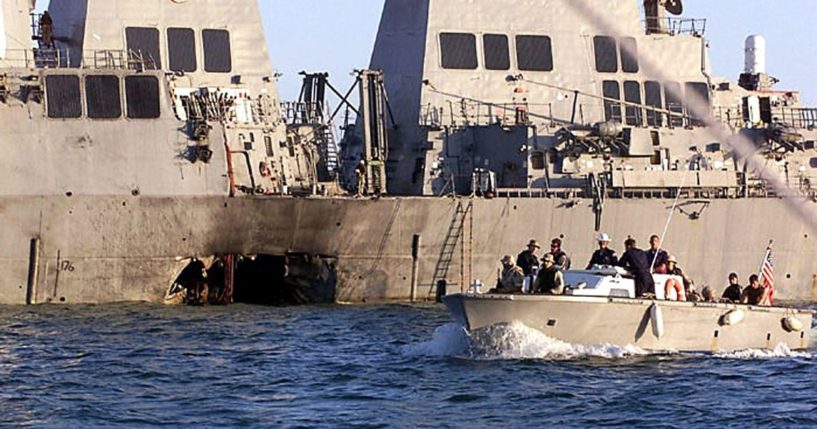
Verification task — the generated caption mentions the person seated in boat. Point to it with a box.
[701,286,717,303]
[492,255,525,294]
[741,274,769,306]
[548,238,571,271]
[618,238,656,297]
[721,273,743,303]
[663,255,691,301]
[647,234,669,274]
[535,254,564,295]
[516,239,540,276]
[586,233,617,268]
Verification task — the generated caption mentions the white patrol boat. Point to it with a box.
[443,267,813,352]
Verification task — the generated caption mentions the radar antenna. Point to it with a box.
[664,0,683,16]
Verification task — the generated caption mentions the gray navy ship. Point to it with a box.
[1,0,816,305]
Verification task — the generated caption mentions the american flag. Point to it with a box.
[759,246,775,306]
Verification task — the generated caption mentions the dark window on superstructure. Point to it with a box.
[644,80,663,127]
[126,27,161,70]
[516,35,553,72]
[202,29,232,73]
[623,81,643,126]
[483,34,510,70]
[125,75,160,119]
[664,81,684,127]
[85,75,121,119]
[594,36,618,73]
[46,75,82,118]
[685,82,711,126]
[439,33,477,70]
[620,37,639,73]
[602,80,622,123]
[167,28,197,72]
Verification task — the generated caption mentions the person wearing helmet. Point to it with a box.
[586,233,618,269]
[492,255,525,294]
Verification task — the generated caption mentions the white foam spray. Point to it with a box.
[402,322,651,361]
[714,343,812,360]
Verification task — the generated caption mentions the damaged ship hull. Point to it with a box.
[2,196,816,305]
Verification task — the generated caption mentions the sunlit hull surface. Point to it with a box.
[443,293,813,352]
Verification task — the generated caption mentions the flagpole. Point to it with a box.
[757,240,773,278]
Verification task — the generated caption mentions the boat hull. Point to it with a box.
[443,293,813,352]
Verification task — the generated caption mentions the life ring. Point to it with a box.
[664,278,686,301]
[259,161,272,177]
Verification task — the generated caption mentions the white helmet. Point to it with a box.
[597,233,611,243]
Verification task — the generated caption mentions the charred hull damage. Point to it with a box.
[167,254,337,306]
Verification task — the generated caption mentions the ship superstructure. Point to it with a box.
[1,0,816,305]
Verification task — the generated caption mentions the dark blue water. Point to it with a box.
[1,303,815,428]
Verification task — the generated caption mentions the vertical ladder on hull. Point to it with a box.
[429,200,473,298]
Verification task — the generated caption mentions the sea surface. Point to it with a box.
[1,302,816,428]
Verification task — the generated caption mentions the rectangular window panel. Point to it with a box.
[644,81,663,127]
[125,75,160,119]
[685,82,711,126]
[594,36,618,73]
[46,75,82,118]
[167,28,197,72]
[620,37,639,73]
[516,35,553,72]
[483,34,510,71]
[440,32,477,70]
[623,81,643,126]
[664,81,684,127]
[202,29,232,73]
[602,80,622,123]
[85,75,121,119]
[126,27,161,70]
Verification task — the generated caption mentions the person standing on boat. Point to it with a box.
[741,274,769,306]
[516,239,540,276]
[586,233,617,268]
[721,273,743,303]
[535,254,564,295]
[549,238,571,271]
[647,234,669,274]
[494,255,525,294]
[618,238,656,297]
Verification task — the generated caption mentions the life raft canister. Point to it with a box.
[663,278,686,302]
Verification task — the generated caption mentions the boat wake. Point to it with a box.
[403,323,817,361]
[402,322,652,361]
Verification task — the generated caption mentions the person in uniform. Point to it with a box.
[586,233,617,268]
[741,274,769,306]
[549,238,570,271]
[701,286,717,303]
[721,273,742,303]
[494,255,524,294]
[516,239,540,276]
[618,238,656,297]
[535,254,564,295]
[647,234,669,274]
[355,160,366,196]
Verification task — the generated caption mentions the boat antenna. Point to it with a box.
[651,168,691,273]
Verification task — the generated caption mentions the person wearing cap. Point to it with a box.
[516,239,541,276]
[586,233,618,269]
[535,254,564,295]
[549,238,571,271]
[721,273,742,303]
[666,255,693,291]
[618,238,656,297]
[494,255,525,294]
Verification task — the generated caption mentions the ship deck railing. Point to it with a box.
[0,48,156,70]
[714,106,817,130]
[642,18,707,37]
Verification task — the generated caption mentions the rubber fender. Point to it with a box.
[650,303,664,339]
[782,316,804,333]
[719,309,745,326]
